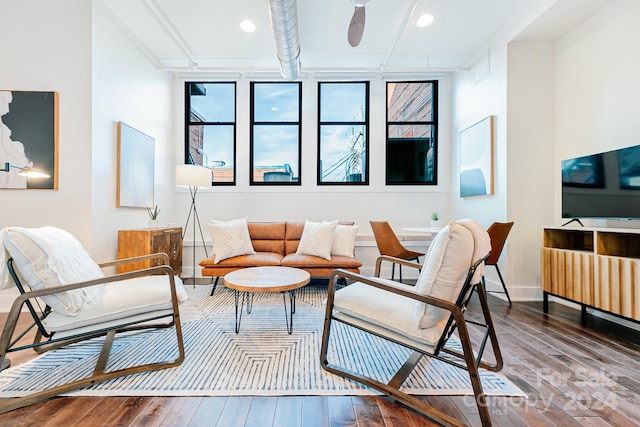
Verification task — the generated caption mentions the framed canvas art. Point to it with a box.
[0,90,58,189]
[117,121,155,208]
[459,116,494,197]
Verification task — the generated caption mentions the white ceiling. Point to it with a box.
[100,0,615,74]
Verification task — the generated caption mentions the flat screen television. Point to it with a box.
[562,144,640,220]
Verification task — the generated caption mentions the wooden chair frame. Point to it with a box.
[320,255,503,427]
[485,221,514,305]
[370,221,425,283]
[0,253,185,414]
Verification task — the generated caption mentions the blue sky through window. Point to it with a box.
[251,82,301,183]
[319,82,368,183]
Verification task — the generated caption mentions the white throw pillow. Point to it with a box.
[331,224,359,257]
[413,221,474,329]
[1,226,105,316]
[206,218,256,263]
[296,220,338,261]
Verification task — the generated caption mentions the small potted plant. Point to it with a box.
[147,205,161,228]
[430,212,443,231]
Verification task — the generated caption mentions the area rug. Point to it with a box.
[0,284,524,397]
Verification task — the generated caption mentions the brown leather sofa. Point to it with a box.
[199,222,362,284]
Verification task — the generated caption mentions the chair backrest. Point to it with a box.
[1,226,105,316]
[414,219,491,352]
[369,221,406,257]
[413,219,491,331]
[485,221,514,266]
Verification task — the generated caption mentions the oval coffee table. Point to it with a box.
[223,266,311,334]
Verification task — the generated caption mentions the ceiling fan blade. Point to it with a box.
[347,6,366,47]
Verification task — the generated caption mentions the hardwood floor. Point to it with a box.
[0,292,638,427]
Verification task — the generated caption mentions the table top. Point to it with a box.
[223,266,311,293]
[401,227,436,234]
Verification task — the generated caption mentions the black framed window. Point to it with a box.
[184,82,236,185]
[317,81,369,185]
[386,81,438,185]
[250,82,302,185]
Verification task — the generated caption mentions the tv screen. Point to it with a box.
[562,144,640,220]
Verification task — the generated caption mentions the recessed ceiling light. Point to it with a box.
[240,20,256,33]
[417,14,434,28]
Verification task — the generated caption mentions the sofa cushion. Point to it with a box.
[281,253,362,269]
[247,222,286,255]
[1,226,105,316]
[295,220,338,261]
[200,252,282,268]
[284,222,304,255]
[206,217,256,263]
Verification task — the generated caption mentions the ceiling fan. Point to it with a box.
[347,0,370,47]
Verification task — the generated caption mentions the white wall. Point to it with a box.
[546,0,640,326]
[0,0,93,240]
[0,0,93,307]
[0,1,174,308]
[505,42,556,300]
[450,47,511,297]
[554,0,640,229]
[173,75,454,278]
[450,0,640,303]
[0,1,173,260]
[91,0,174,263]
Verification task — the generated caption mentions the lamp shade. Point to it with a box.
[176,164,211,188]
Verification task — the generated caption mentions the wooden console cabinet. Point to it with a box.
[541,227,640,322]
[117,227,182,275]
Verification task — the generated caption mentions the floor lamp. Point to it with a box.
[176,164,211,286]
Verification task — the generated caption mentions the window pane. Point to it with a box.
[253,83,300,122]
[386,125,435,184]
[252,125,300,183]
[187,125,234,183]
[250,82,301,185]
[386,81,437,185]
[387,82,434,122]
[319,125,367,183]
[189,83,235,122]
[200,125,234,183]
[320,83,367,122]
[185,82,236,185]
[318,81,369,185]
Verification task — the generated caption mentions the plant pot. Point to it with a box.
[148,219,158,228]
[430,219,443,231]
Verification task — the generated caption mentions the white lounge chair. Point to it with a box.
[0,226,186,413]
[320,219,504,427]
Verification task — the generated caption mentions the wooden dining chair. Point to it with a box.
[370,221,424,283]
[484,221,514,305]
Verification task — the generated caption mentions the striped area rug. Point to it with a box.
[0,284,524,397]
